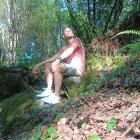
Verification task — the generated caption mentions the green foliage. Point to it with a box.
[133,62,140,68]
[0,61,10,68]
[67,6,98,47]
[79,92,87,99]
[107,117,117,131]
[0,91,37,135]
[46,126,60,140]
[64,70,99,98]
[117,41,140,58]
[112,30,140,39]
[88,135,102,140]
[82,123,87,129]
[33,125,42,140]
[66,53,131,98]
[56,113,64,119]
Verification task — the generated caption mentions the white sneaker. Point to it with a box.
[36,88,53,98]
[42,94,60,104]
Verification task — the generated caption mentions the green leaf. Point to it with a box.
[33,125,42,140]
[88,135,102,140]
[107,117,117,131]
[50,132,60,139]
[82,123,87,129]
[56,113,64,119]
[79,92,86,99]
[87,83,93,90]
[137,106,140,110]
[47,127,56,135]
[133,63,140,68]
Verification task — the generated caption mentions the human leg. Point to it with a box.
[36,63,53,97]
[53,63,65,96]
[42,64,82,104]
[42,63,65,103]
[44,63,53,90]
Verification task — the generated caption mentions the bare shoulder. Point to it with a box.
[73,37,81,42]
[73,37,83,47]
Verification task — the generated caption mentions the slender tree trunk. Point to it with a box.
[9,0,17,63]
[112,0,123,28]
[136,0,140,11]
[0,49,2,61]
[87,0,91,25]
[103,0,119,34]
[93,0,96,25]
[59,17,62,47]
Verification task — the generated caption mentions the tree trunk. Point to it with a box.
[0,49,2,61]
[103,0,119,34]
[87,0,91,25]
[93,0,96,25]
[112,0,123,28]
[9,0,17,63]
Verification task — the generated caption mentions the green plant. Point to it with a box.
[117,41,140,57]
[88,135,102,140]
[33,125,42,140]
[46,127,60,140]
[107,117,117,131]
[111,30,140,39]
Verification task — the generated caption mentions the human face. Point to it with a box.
[63,28,74,39]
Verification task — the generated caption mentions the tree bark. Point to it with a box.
[112,0,123,28]
[9,0,17,63]
[93,0,96,25]
[87,0,91,25]
[103,0,119,34]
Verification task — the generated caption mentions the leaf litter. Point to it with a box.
[56,88,140,140]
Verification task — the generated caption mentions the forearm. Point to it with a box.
[60,47,74,60]
[38,53,60,67]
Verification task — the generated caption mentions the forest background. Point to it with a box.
[0,0,140,139]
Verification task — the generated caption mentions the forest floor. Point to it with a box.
[0,61,140,140]
[1,88,140,140]
[55,87,140,140]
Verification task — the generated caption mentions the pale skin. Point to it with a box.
[32,28,80,97]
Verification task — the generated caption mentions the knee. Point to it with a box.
[45,63,52,74]
[54,64,63,73]
[54,67,62,73]
[45,63,51,69]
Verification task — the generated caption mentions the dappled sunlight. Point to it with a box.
[0,0,140,139]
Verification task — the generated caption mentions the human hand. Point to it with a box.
[32,64,40,75]
[52,59,60,72]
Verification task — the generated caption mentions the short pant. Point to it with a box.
[63,63,82,84]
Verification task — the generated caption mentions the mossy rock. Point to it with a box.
[0,67,30,100]
[0,73,24,99]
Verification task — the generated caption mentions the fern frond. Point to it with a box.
[117,40,140,55]
[111,30,140,39]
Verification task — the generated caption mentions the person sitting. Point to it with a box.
[32,27,85,104]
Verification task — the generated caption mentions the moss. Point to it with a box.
[0,90,39,135]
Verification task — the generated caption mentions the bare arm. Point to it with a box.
[51,38,80,72]
[60,38,80,60]
[38,53,60,67]
[32,52,60,74]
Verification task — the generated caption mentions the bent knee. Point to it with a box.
[45,63,52,69]
[54,63,65,73]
